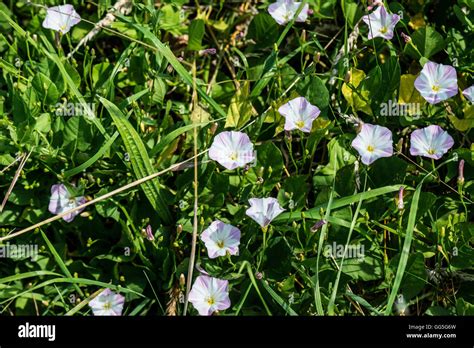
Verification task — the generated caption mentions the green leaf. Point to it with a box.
[367,57,401,108]
[456,298,474,315]
[296,75,330,110]
[225,81,256,128]
[246,142,283,191]
[188,19,205,51]
[249,51,278,99]
[34,113,51,134]
[124,16,227,118]
[63,90,150,178]
[389,252,427,300]
[31,72,58,104]
[398,74,426,113]
[342,68,372,115]
[342,1,363,28]
[247,13,280,48]
[404,26,445,59]
[317,135,356,178]
[99,97,172,223]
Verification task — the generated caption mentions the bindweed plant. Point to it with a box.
[0,0,472,317]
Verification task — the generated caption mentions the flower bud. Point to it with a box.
[458,159,465,186]
[311,219,327,232]
[397,186,405,210]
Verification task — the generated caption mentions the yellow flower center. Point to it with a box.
[432,84,440,92]
[379,26,388,34]
[217,240,225,248]
[427,148,436,155]
[207,297,215,305]
[229,152,238,161]
[367,145,375,152]
[60,24,67,31]
[103,302,112,310]
[296,121,305,129]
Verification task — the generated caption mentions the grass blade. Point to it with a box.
[99,96,172,224]
[384,158,455,315]
[275,184,406,222]
[260,280,298,316]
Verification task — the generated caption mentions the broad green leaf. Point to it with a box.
[247,13,280,48]
[365,57,401,114]
[342,68,372,115]
[296,75,330,110]
[246,142,283,191]
[389,252,427,300]
[342,1,363,28]
[456,298,474,315]
[225,81,256,128]
[398,74,426,113]
[188,19,205,51]
[404,26,445,59]
[448,105,474,131]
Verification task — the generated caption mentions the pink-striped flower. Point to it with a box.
[409,125,454,160]
[362,5,400,40]
[42,5,81,34]
[89,289,125,316]
[188,275,231,316]
[414,62,458,104]
[246,197,285,227]
[48,184,86,222]
[144,224,154,241]
[462,86,474,102]
[209,131,255,170]
[268,0,309,26]
[278,97,321,133]
[201,220,241,259]
[351,124,393,165]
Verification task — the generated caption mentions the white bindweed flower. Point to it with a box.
[201,220,241,259]
[89,289,125,316]
[278,97,321,133]
[362,5,400,40]
[245,197,285,227]
[351,123,393,165]
[188,275,231,316]
[462,86,474,102]
[42,4,81,34]
[209,131,255,170]
[48,183,86,222]
[414,61,458,104]
[268,0,309,26]
[409,125,454,160]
